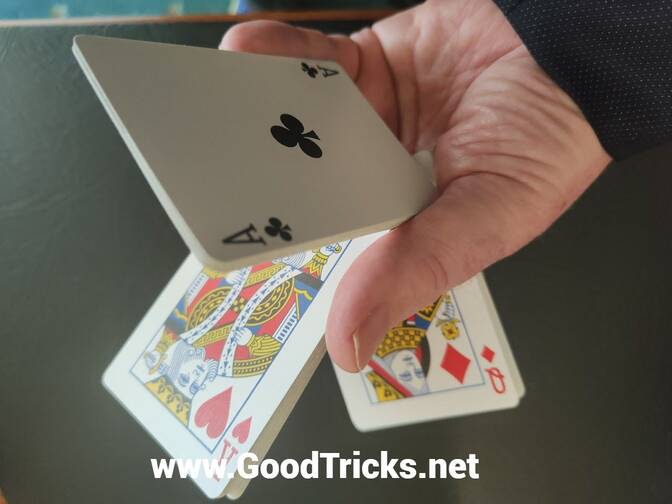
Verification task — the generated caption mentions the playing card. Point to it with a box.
[72,35,436,272]
[334,275,524,432]
[103,234,380,498]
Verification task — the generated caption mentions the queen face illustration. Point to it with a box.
[176,354,217,397]
[145,340,218,399]
[385,349,429,396]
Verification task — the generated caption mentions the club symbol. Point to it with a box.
[301,62,318,78]
[264,217,292,241]
[270,113,323,158]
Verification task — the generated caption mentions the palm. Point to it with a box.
[369,1,607,227]
[221,0,610,371]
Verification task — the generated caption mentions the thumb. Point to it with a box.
[325,170,558,372]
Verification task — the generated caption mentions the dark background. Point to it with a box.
[1,19,671,504]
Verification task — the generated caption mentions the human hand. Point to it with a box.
[220,0,611,371]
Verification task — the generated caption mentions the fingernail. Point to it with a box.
[352,331,363,372]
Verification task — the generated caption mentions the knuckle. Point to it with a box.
[414,225,453,292]
[219,24,249,51]
[423,249,451,294]
[219,21,270,52]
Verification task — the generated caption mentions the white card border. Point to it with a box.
[333,274,521,432]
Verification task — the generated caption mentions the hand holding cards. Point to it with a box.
[102,232,523,498]
[72,35,436,272]
[77,34,524,499]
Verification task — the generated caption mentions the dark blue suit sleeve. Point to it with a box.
[492,0,672,159]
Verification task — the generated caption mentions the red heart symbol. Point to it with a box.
[195,387,232,439]
[231,416,252,444]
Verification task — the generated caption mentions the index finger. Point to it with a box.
[219,20,400,134]
[220,20,361,80]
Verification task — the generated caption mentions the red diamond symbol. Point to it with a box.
[441,344,471,383]
[481,345,495,363]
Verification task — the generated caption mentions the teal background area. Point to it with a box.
[0,0,235,18]
[0,0,412,19]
